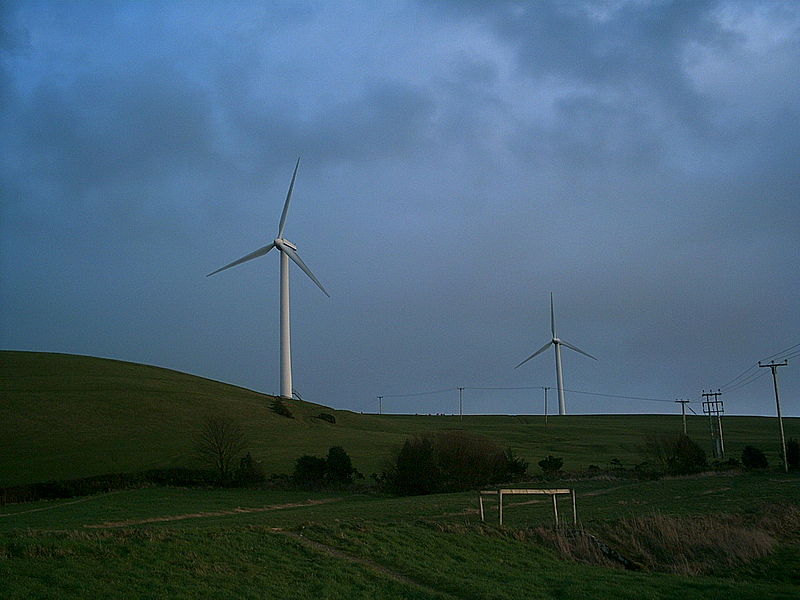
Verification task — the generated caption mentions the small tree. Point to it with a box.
[325,446,356,484]
[389,436,441,495]
[493,449,529,483]
[195,415,248,484]
[538,455,563,476]
[741,445,768,469]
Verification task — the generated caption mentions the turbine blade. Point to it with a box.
[550,292,556,338]
[559,339,598,360]
[206,243,275,277]
[515,341,553,369]
[282,246,330,297]
[277,157,301,238]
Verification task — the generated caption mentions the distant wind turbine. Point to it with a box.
[207,158,329,399]
[515,293,596,415]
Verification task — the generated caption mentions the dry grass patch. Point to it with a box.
[531,503,800,576]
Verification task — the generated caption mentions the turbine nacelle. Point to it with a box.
[275,238,298,252]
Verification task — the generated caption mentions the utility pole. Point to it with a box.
[378,395,383,415]
[543,386,550,425]
[759,360,789,473]
[458,387,464,422]
[702,390,724,458]
[675,399,691,435]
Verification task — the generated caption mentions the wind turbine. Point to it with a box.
[207,158,329,399]
[515,293,596,415]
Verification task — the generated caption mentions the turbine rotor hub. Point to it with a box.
[275,238,298,251]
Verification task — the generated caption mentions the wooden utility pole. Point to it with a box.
[543,386,550,425]
[458,387,464,421]
[675,399,691,435]
[702,390,724,458]
[759,360,789,473]
[378,395,383,415]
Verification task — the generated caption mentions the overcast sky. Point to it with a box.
[2,0,798,417]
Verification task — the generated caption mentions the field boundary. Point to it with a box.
[83,497,343,528]
[0,491,126,518]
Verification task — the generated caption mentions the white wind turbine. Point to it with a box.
[515,293,596,415]
[207,158,329,399]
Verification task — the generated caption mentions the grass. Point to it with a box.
[0,527,446,600]
[2,351,800,598]
[2,351,798,487]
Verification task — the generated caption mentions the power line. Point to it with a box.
[718,342,798,393]
[722,370,769,394]
[561,388,675,404]
[761,342,800,363]
[380,387,455,399]
[383,385,677,404]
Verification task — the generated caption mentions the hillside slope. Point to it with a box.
[2,351,797,486]
[0,351,397,486]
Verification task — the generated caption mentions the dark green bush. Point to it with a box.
[384,431,527,495]
[390,436,440,495]
[270,399,294,418]
[641,434,707,475]
[293,455,328,484]
[741,445,768,469]
[325,446,356,484]
[292,447,358,486]
[0,469,216,505]
[538,455,564,476]
[316,412,336,424]
[234,453,265,485]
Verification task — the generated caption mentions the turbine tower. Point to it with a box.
[207,158,329,399]
[515,293,596,415]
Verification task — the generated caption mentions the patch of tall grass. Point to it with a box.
[531,503,800,575]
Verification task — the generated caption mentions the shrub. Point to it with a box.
[538,455,563,476]
[390,436,440,495]
[234,453,265,485]
[494,449,529,483]
[270,399,294,418]
[292,447,359,486]
[741,446,768,469]
[641,434,707,475]
[785,438,799,470]
[293,455,328,485]
[316,412,336,424]
[383,431,526,495]
[325,446,356,484]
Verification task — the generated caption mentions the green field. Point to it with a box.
[2,351,799,598]
[1,474,799,599]
[2,351,798,487]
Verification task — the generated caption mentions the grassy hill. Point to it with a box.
[2,351,798,487]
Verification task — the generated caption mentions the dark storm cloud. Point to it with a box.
[226,80,437,165]
[1,1,798,417]
[17,64,215,192]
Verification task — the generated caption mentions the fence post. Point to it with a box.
[552,493,559,527]
[571,489,577,525]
